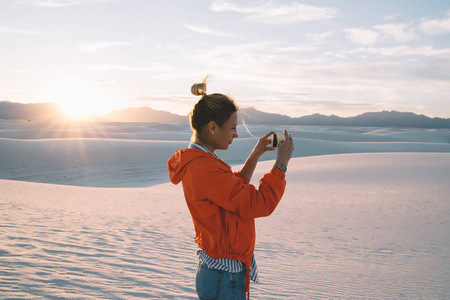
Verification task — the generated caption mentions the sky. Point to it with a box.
[1,0,450,119]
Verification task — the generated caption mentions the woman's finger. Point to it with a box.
[262,131,276,140]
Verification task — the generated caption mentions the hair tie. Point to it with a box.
[191,82,206,96]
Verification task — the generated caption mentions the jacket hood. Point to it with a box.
[168,148,213,185]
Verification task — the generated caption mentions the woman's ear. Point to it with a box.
[207,121,216,135]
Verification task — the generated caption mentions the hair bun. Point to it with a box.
[191,82,207,96]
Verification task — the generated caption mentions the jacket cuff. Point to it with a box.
[270,167,286,179]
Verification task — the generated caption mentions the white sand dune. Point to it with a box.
[1,154,449,299]
[1,120,450,298]
[1,121,450,187]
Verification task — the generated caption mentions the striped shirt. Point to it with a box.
[197,250,258,283]
[189,142,259,283]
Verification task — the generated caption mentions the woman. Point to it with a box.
[167,78,294,299]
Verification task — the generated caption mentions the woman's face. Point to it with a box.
[213,111,238,150]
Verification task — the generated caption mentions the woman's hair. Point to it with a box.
[190,77,238,135]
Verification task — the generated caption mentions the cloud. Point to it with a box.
[87,64,148,73]
[16,0,112,7]
[345,11,449,46]
[420,11,450,35]
[190,40,448,108]
[306,31,334,43]
[383,13,402,22]
[0,25,35,34]
[210,0,340,24]
[345,22,417,45]
[202,41,278,57]
[78,41,130,54]
[374,23,417,42]
[274,45,316,53]
[350,46,450,58]
[183,24,233,38]
[344,28,380,45]
[87,62,172,73]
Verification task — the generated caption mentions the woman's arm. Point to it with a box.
[239,131,275,181]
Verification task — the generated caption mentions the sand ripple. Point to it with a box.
[0,184,198,299]
[1,153,450,299]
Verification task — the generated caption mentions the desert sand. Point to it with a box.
[1,120,449,299]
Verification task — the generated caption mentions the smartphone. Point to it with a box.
[270,133,285,147]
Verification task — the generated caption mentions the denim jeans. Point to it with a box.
[196,259,247,300]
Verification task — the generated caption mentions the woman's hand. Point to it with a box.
[250,131,276,159]
[240,131,276,181]
[275,129,294,167]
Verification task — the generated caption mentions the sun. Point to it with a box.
[41,79,114,120]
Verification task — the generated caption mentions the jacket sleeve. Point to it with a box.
[187,158,286,219]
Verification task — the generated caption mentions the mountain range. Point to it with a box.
[1,100,450,128]
[238,107,450,128]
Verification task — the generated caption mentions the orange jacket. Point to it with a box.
[168,148,286,294]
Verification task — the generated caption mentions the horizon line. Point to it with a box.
[1,100,449,120]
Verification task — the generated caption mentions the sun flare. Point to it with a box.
[41,79,114,119]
